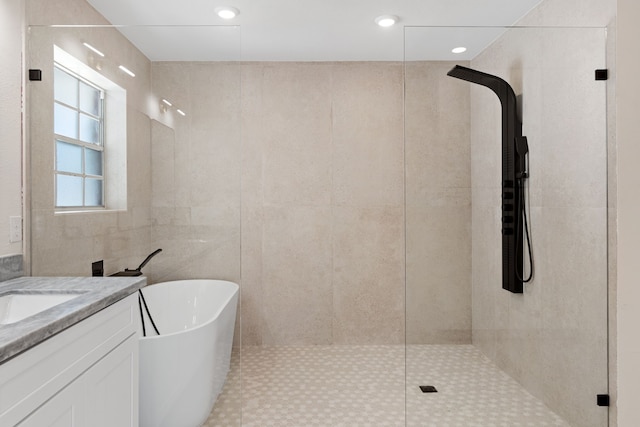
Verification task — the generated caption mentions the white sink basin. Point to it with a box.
[0,293,82,325]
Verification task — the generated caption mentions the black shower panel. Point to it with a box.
[447,65,526,294]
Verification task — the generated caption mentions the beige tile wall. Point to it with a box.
[149,62,242,285]
[470,27,609,427]
[404,61,472,345]
[27,0,155,277]
[25,1,474,348]
[27,52,473,346]
[147,60,471,347]
[241,62,408,345]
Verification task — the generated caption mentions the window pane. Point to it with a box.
[54,103,78,139]
[79,82,101,116]
[85,148,103,176]
[56,174,83,207]
[54,67,78,107]
[79,114,100,144]
[85,178,103,206]
[55,140,82,174]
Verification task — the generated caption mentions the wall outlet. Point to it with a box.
[9,216,22,243]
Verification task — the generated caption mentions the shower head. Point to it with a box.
[447,65,516,105]
[447,64,496,83]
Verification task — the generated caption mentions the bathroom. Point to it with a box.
[1,0,640,425]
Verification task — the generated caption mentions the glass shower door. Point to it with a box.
[239,61,407,426]
[26,22,242,426]
[404,26,609,427]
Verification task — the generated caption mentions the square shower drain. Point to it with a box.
[419,385,438,393]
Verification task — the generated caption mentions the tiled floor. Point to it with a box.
[203,345,569,427]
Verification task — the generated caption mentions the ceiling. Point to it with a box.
[85,0,544,62]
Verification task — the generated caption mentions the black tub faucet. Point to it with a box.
[110,249,163,277]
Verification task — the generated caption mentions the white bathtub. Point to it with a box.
[138,279,238,427]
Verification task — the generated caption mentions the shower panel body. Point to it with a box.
[447,65,525,293]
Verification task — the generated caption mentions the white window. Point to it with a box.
[53,45,127,212]
[54,65,105,208]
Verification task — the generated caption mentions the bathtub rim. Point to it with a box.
[138,279,239,341]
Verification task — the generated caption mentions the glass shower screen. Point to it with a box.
[404,26,609,427]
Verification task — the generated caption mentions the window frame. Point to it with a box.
[53,64,106,210]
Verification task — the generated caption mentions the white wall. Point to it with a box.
[615,0,640,425]
[0,0,24,257]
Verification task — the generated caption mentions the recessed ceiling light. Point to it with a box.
[375,15,398,27]
[215,6,239,19]
[162,99,173,107]
[452,47,467,54]
[176,109,186,116]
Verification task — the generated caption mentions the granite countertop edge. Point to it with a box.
[0,276,146,364]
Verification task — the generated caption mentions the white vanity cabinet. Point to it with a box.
[0,293,139,427]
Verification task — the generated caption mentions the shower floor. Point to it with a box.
[202,345,569,427]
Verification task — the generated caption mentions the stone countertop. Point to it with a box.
[0,276,146,364]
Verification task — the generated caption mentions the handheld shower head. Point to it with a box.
[516,136,529,180]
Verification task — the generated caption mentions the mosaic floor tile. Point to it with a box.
[203,345,569,427]
[405,345,569,427]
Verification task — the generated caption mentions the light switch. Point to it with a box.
[9,216,22,243]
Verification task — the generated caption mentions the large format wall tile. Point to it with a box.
[261,64,332,207]
[404,61,472,344]
[470,25,609,427]
[405,62,471,196]
[332,206,405,344]
[332,63,404,208]
[240,62,413,345]
[150,62,241,286]
[30,43,470,347]
[27,8,154,277]
[406,204,471,344]
[261,206,333,345]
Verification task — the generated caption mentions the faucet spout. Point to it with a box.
[134,248,163,272]
[109,248,163,277]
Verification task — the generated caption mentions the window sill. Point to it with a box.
[54,208,126,216]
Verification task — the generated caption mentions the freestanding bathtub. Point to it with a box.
[138,279,239,427]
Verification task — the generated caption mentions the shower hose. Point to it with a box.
[516,176,534,283]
